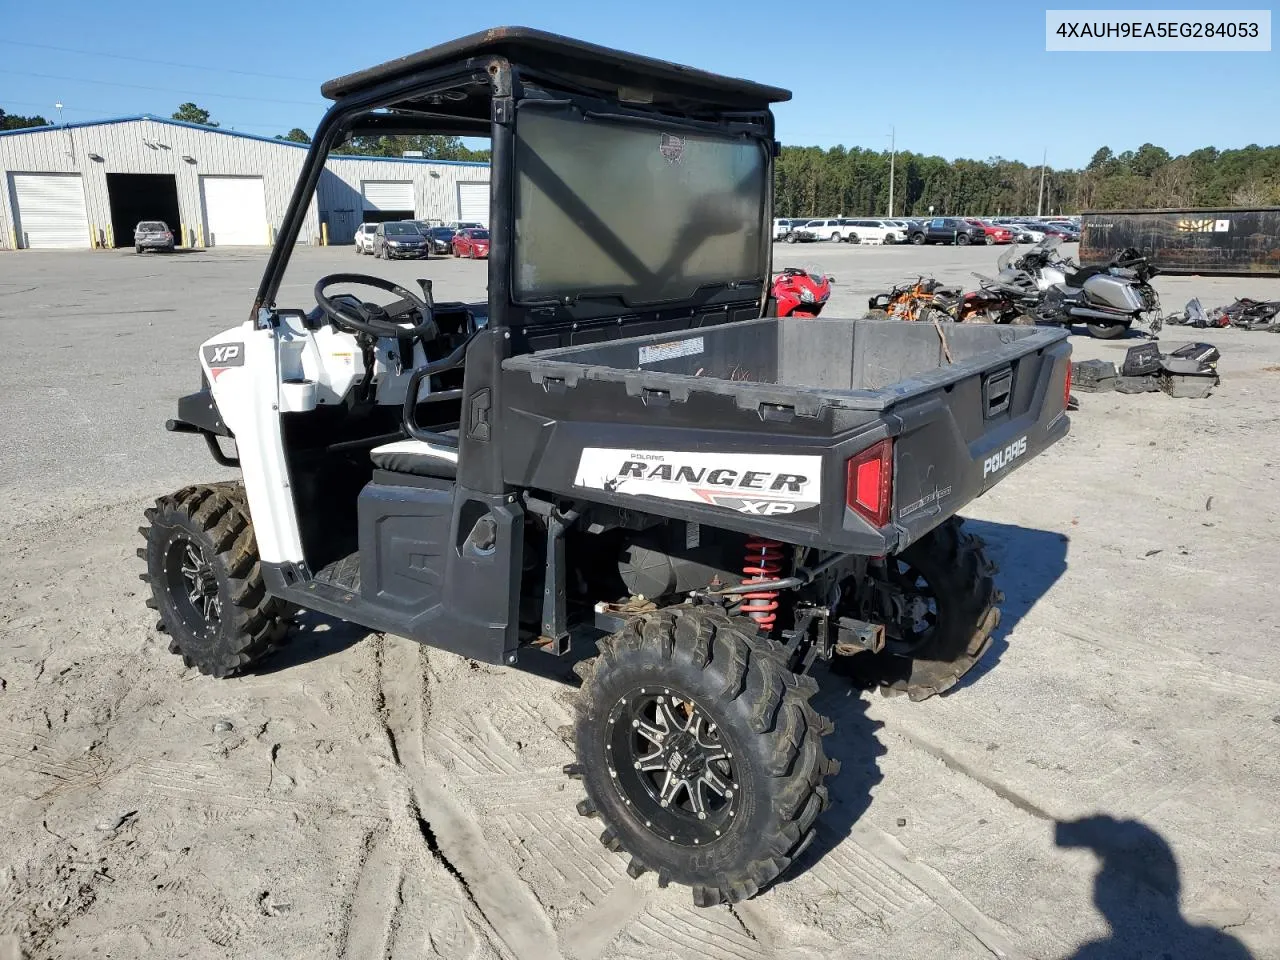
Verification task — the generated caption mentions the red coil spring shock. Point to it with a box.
[740,538,784,629]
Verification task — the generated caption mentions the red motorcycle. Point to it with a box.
[771,266,832,318]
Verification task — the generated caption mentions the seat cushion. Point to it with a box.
[369,438,458,480]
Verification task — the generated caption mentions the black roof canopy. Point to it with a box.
[322,26,791,112]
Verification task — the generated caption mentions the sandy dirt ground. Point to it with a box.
[1,243,1278,960]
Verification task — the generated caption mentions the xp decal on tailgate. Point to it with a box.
[575,449,821,515]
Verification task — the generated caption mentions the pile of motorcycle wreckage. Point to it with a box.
[1164,296,1280,332]
[1071,341,1220,400]
[769,240,1222,401]
[863,236,1164,340]
[769,238,1163,339]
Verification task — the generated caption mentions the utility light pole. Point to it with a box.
[1037,147,1047,217]
[887,126,896,217]
[55,102,64,125]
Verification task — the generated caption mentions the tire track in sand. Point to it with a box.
[375,635,560,960]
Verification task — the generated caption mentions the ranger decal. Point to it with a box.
[575,449,821,515]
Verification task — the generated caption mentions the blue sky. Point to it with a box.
[3,0,1274,169]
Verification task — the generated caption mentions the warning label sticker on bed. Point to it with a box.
[574,448,822,515]
[638,336,703,365]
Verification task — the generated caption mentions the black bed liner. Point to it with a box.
[499,317,1072,555]
[321,26,792,109]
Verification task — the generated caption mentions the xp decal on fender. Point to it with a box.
[568,606,836,906]
[138,483,293,677]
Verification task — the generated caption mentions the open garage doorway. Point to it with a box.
[361,181,415,225]
[106,173,181,248]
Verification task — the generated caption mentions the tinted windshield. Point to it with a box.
[514,106,767,305]
[383,223,420,236]
[430,227,455,239]
[139,221,167,231]
[467,230,489,240]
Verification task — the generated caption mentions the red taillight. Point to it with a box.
[846,439,893,527]
[1064,362,1072,409]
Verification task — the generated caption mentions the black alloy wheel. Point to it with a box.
[607,687,738,847]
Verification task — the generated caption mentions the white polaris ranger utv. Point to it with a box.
[141,27,1071,905]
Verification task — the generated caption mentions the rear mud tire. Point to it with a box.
[139,482,293,678]
[570,606,835,906]
[841,518,1000,701]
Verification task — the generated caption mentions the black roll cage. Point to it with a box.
[252,30,786,349]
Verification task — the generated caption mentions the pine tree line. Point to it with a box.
[774,142,1280,217]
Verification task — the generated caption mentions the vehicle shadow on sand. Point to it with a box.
[251,610,370,674]
[946,518,1070,695]
[787,675,886,878]
[789,520,1067,881]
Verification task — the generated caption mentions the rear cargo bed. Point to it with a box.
[501,317,1071,553]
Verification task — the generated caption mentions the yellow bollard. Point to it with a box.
[10,226,18,250]
[198,224,205,248]
[106,224,114,249]
[181,223,189,248]
[90,222,97,248]
[321,222,328,246]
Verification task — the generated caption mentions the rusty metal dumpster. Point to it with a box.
[1080,207,1280,276]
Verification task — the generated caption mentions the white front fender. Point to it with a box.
[200,323,304,565]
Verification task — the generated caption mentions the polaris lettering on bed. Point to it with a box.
[983,435,1028,478]
[202,342,245,380]
[575,449,821,515]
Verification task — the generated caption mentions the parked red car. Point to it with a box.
[452,227,490,258]
[965,219,1014,244]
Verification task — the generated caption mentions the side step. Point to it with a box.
[314,552,361,593]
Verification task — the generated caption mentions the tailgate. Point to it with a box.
[890,335,1072,549]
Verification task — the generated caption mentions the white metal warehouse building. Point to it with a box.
[0,116,490,250]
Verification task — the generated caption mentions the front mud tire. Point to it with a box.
[570,607,836,906]
[139,482,293,678]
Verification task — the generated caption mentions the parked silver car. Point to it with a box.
[134,221,174,253]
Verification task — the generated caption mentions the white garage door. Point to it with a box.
[458,182,489,225]
[11,173,90,249]
[362,181,414,215]
[201,176,268,246]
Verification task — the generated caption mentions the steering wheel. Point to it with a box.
[313,273,436,339]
